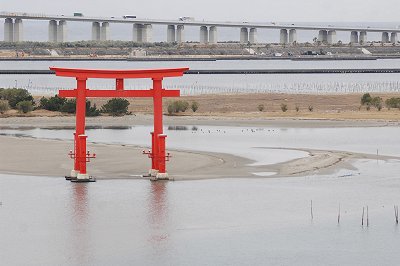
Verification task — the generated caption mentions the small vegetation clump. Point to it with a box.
[280,103,288,112]
[16,100,34,113]
[360,93,383,111]
[167,100,190,115]
[39,95,66,111]
[101,98,130,116]
[257,104,265,112]
[59,99,76,114]
[361,93,372,105]
[308,105,314,112]
[0,88,34,108]
[39,95,100,116]
[385,97,400,109]
[295,105,300,112]
[191,101,199,112]
[0,100,10,114]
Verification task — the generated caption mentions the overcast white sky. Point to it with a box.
[1,0,399,22]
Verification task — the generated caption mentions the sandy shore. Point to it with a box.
[0,135,257,180]
[1,114,399,180]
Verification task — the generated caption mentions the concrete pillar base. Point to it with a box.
[65,169,78,180]
[70,173,96,182]
[149,169,159,177]
[71,169,78,178]
[156,173,171,180]
[77,173,89,180]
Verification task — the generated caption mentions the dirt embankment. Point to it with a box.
[8,92,400,121]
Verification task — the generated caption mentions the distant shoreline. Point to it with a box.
[0,55,399,61]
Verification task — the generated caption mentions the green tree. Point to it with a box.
[101,98,130,116]
[60,99,76,113]
[361,93,372,105]
[167,100,190,114]
[371,97,383,111]
[385,97,400,109]
[0,100,10,114]
[39,95,66,111]
[191,101,199,112]
[86,101,100,117]
[16,100,33,113]
[0,88,33,108]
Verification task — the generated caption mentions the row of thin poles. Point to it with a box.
[311,200,399,226]
[7,80,400,96]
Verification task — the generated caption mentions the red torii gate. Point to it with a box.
[51,67,189,182]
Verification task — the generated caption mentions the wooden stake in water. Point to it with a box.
[395,205,399,224]
[362,207,365,226]
[367,206,369,227]
[310,200,314,220]
[337,203,341,224]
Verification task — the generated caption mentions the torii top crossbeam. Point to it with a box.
[51,67,189,181]
[51,67,189,79]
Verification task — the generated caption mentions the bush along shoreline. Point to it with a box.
[0,90,133,117]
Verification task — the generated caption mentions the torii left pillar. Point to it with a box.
[68,77,96,182]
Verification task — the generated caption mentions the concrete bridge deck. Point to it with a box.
[1,11,399,33]
[2,11,400,45]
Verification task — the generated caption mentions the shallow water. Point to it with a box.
[1,125,400,165]
[1,159,400,265]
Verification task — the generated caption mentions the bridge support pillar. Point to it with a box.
[176,25,184,43]
[142,24,152,43]
[318,30,328,43]
[48,20,58,42]
[92,22,101,41]
[327,30,336,44]
[350,31,359,44]
[57,20,67,42]
[167,25,176,43]
[133,23,143,43]
[4,18,14,42]
[100,22,109,41]
[359,31,367,44]
[240,27,248,44]
[209,26,218,44]
[249,28,257,44]
[382,32,390,43]
[390,32,397,44]
[13,18,23,42]
[280,29,288,44]
[200,26,208,44]
[289,29,297,44]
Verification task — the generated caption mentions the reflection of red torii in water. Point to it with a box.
[51,67,189,182]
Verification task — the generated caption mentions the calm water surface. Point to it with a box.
[2,126,400,265]
[1,161,400,265]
